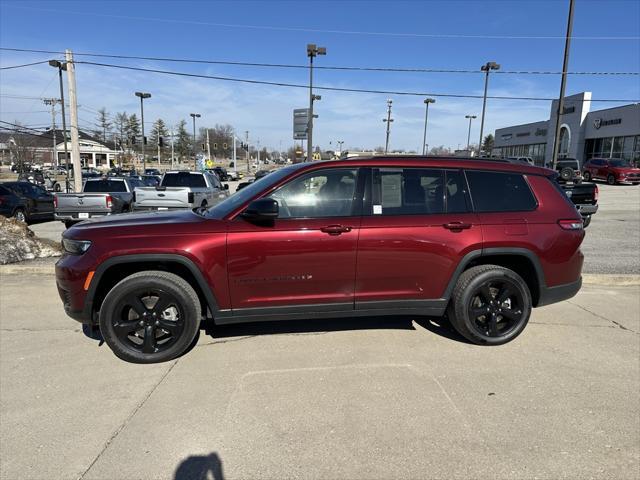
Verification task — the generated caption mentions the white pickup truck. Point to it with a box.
[133,171,229,211]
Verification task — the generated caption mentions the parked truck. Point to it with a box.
[133,171,229,211]
[54,177,144,228]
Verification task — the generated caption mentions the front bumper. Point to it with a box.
[55,253,97,324]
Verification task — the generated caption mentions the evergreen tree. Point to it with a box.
[95,108,112,142]
[175,119,192,160]
[150,118,169,155]
[481,134,495,156]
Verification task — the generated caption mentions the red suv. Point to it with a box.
[56,158,585,363]
[582,158,640,185]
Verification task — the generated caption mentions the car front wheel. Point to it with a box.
[447,265,532,345]
[607,174,616,185]
[99,271,201,363]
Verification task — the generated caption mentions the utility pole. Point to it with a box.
[551,0,575,169]
[422,98,435,155]
[48,60,70,191]
[465,115,477,152]
[190,113,201,171]
[135,92,151,173]
[65,49,82,192]
[478,61,500,157]
[43,99,60,167]
[170,126,175,170]
[206,128,211,162]
[307,44,326,162]
[232,134,237,174]
[245,131,250,174]
[157,134,161,167]
[383,99,393,153]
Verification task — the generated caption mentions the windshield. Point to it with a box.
[609,159,630,167]
[207,164,305,219]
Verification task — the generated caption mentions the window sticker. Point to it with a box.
[373,204,383,215]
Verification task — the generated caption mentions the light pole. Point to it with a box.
[135,92,151,172]
[422,98,435,155]
[478,61,500,156]
[383,99,394,153]
[190,113,201,170]
[307,43,326,162]
[465,115,477,152]
[49,60,70,191]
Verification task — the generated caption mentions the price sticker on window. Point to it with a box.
[373,204,382,215]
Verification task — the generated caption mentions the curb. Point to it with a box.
[1,261,638,286]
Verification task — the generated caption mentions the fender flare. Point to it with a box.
[85,254,219,320]
[441,247,545,303]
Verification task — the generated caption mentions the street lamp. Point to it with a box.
[478,61,500,156]
[307,43,326,162]
[135,92,151,172]
[49,60,69,191]
[422,98,435,155]
[383,99,394,153]
[190,113,201,170]
[465,115,477,152]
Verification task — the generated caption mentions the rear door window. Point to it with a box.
[465,170,537,212]
[162,173,206,188]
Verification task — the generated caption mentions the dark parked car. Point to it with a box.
[56,157,585,363]
[212,167,229,181]
[551,159,583,183]
[254,170,271,181]
[1,181,54,223]
[144,168,162,176]
[140,175,161,187]
[0,184,29,222]
[582,158,640,185]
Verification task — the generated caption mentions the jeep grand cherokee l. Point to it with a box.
[56,158,585,363]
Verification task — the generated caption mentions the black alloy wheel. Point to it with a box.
[607,174,616,185]
[112,289,185,355]
[467,278,525,338]
[448,265,532,345]
[99,271,201,363]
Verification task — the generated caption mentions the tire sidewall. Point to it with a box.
[583,171,591,181]
[99,274,200,363]
[454,268,532,346]
[607,174,616,185]
[14,209,26,223]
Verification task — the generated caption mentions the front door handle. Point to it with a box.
[443,221,472,231]
[321,224,352,235]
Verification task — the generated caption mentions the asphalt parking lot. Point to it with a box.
[0,269,638,480]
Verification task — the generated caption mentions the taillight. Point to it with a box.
[106,195,113,209]
[53,195,58,208]
[594,184,599,202]
[558,219,583,230]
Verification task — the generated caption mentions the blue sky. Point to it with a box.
[1,0,638,152]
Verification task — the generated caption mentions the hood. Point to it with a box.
[72,210,202,229]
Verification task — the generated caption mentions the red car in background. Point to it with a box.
[582,158,640,185]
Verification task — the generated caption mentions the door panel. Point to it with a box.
[226,217,360,309]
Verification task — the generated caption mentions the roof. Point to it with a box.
[0,129,116,149]
[308,156,553,176]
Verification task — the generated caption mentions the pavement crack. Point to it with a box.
[567,300,639,334]
[77,359,179,480]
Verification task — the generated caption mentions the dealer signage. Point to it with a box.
[593,118,622,129]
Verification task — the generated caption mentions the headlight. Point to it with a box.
[62,238,92,255]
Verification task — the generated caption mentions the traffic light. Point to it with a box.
[223,143,228,149]
[158,137,164,147]
[201,143,206,151]
[213,143,218,150]
[130,136,136,145]
[143,136,147,145]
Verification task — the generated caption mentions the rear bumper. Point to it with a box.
[575,204,598,215]
[537,277,582,307]
[55,212,110,221]
[133,206,193,211]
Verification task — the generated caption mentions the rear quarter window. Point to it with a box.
[466,170,537,213]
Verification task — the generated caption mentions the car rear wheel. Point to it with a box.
[13,208,26,223]
[583,171,591,181]
[99,271,201,363]
[607,174,616,185]
[447,265,532,345]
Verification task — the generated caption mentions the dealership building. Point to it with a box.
[493,92,640,167]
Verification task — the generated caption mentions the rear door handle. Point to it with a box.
[443,221,472,231]
[321,224,352,235]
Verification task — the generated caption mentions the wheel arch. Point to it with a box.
[443,248,545,307]
[87,254,219,322]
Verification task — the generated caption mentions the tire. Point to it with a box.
[99,271,201,363]
[559,167,574,182]
[64,221,76,229]
[13,208,26,223]
[607,174,616,185]
[54,183,61,192]
[447,265,532,346]
[582,215,591,228]
[583,171,591,182]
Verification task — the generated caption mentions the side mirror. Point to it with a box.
[241,198,279,220]
[224,184,229,190]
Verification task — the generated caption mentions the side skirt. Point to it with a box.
[214,299,448,325]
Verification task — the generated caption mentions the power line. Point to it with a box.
[0,60,52,70]
[74,60,640,103]
[1,47,638,76]
[3,6,639,40]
